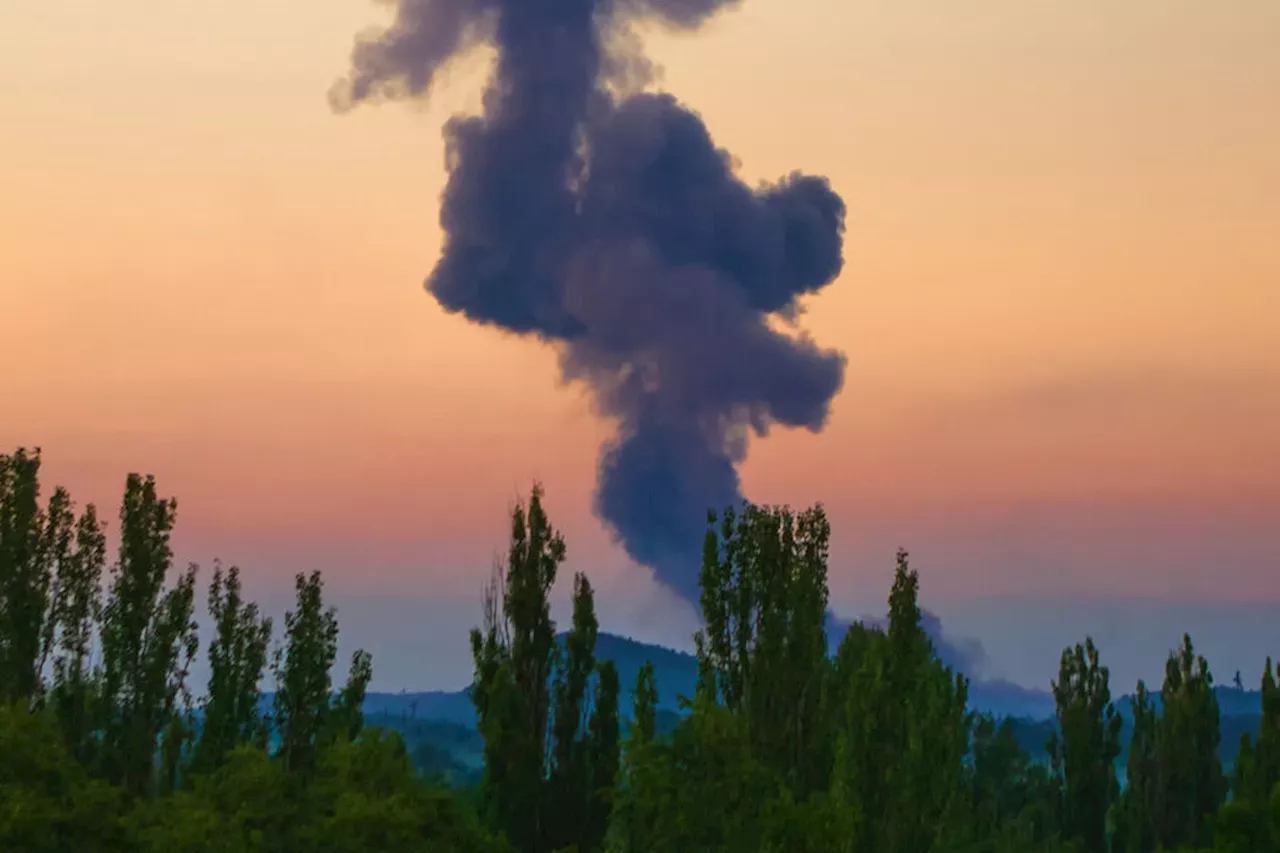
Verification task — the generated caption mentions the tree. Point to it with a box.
[328,648,374,747]
[97,473,199,797]
[956,714,1059,848]
[582,660,620,852]
[471,484,563,852]
[1152,633,1224,851]
[695,502,832,794]
[1113,681,1158,853]
[1234,657,1280,806]
[271,570,339,776]
[470,484,618,853]
[610,662,659,853]
[0,702,125,853]
[545,573,621,853]
[0,448,81,708]
[830,549,970,853]
[192,562,273,774]
[47,502,107,764]
[1047,638,1122,853]
[608,691,783,853]
[297,731,506,853]
[546,574,600,850]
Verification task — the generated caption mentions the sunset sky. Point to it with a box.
[3,0,1277,691]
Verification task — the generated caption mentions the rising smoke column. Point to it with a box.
[332,0,848,609]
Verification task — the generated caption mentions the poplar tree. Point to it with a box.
[193,562,272,773]
[1219,657,1280,848]
[546,574,601,851]
[695,502,832,792]
[0,448,64,706]
[97,473,199,798]
[610,662,658,853]
[471,484,562,852]
[272,570,338,776]
[1114,681,1159,853]
[830,550,969,853]
[1047,637,1122,853]
[329,648,374,746]
[1234,657,1280,803]
[582,659,620,852]
[48,503,107,763]
[471,485,619,853]
[1153,633,1224,851]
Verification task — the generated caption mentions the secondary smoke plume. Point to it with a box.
[333,0,847,608]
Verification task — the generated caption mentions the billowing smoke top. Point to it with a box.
[333,0,848,609]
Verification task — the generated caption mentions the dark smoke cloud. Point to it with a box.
[333,0,847,608]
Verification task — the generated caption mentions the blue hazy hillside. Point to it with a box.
[357,631,1061,724]
[342,631,1268,784]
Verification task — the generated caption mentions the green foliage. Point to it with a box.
[956,714,1060,847]
[609,693,784,852]
[1152,635,1225,850]
[1048,638,1124,853]
[48,501,108,763]
[0,448,500,853]
[470,484,621,853]
[695,503,831,794]
[4,446,1278,853]
[271,570,339,776]
[97,472,200,797]
[0,702,125,853]
[0,448,55,706]
[194,562,272,773]
[1232,658,1280,802]
[1114,680,1159,853]
[830,549,971,853]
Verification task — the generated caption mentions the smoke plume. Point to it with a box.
[333,0,847,609]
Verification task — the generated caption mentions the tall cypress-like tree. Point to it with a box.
[1219,657,1280,849]
[48,503,107,764]
[582,659,620,852]
[470,484,618,853]
[97,473,199,798]
[0,448,64,706]
[193,562,273,773]
[471,484,562,852]
[272,570,338,776]
[1114,680,1159,853]
[1047,638,1122,853]
[270,569,373,778]
[610,662,659,853]
[1234,657,1280,804]
[1153,634,1224,851]
[695,502,832,793]
[546,573,600,852]
[830,550,969,853]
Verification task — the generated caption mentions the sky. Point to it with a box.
[2,0,1277,692]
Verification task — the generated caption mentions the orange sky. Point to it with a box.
[2,0,1277,687]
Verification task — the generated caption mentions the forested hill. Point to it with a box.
[344,631,1267,785]
[355,630,1264,724]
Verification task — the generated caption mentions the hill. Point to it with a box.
[359,631,1060,723]
[349,632,1267,781]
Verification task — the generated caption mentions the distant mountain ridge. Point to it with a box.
[350,631,1266,725]
[351,632,1060,724]
[334,631,1266,782]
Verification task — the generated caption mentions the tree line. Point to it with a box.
[2,446,1278,852]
